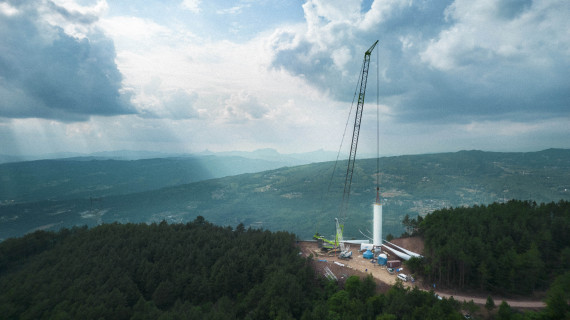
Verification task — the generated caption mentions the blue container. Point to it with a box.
[363,250,374,259]
[377,253,388,265]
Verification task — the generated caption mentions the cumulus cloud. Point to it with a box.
[3,0,566,157]
[421,0,565,71]
[270,0,414,102]
[415,0,570,121]
[222,91,269,123]
[270,0,570,125]
[360,0,412,30]
[133,77,199,120]
[0,0,135,122]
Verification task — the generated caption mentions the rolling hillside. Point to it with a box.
[1,149,569,241]
[0,155,294,203]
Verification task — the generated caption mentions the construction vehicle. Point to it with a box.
[336,218,352,259]
[314,40,379,259]
[336,40,378,259]
[313,232,336,250]
[313,219,350,254]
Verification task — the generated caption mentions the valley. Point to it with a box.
[1,149,569,241]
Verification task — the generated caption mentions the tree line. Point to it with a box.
[0,217,469,319]
[1,215,568,319]
[409,200,570,295]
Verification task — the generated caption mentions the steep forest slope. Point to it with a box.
[409,200,570,295]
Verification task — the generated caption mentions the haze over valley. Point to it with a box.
[2,148,568,242]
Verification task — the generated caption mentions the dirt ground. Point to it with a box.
[298,241,412,293]
[390,237,424,255]
[297,240,546,310]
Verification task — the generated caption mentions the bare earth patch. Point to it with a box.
[390,236,424,255]
[298,239,546,310]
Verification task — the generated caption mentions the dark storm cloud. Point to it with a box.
[0,0,136,122]
[271,1,454,109]
[270,0,569,124]
[272,39,336,87]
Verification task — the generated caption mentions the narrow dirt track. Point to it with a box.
[436,292,545,309]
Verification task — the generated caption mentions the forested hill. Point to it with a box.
[1,148,569,241]
[410,200,570,296]
[0,219,476,319]
[0,219,317,319]
[0,155,295,203]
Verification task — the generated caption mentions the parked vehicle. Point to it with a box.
[397,273,408,282]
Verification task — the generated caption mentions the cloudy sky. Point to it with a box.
[1,0,569,157]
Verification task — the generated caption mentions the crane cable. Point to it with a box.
[341,40,378,224]
[314,59,365,236]
[314,41,379,239]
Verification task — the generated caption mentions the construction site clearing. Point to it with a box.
[298,237,423,294]
[297,238,546,310]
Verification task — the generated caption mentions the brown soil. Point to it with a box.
[298,241,410,294]
[389,236,424,255]
[297,239,546,310]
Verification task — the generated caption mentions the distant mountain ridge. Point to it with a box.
[0,148,340,165]
[1,148,569,241]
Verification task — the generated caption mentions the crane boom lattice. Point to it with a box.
[340,40,379,223]
[313,40,378,259]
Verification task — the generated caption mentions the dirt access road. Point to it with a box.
[298,241,546,309]
[436,292,545,309]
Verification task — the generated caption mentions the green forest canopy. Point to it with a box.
[413,200,570,295]
[0,218,466,319]
[1,216,569,319]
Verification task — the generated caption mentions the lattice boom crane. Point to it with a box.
[340,40,379,224]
